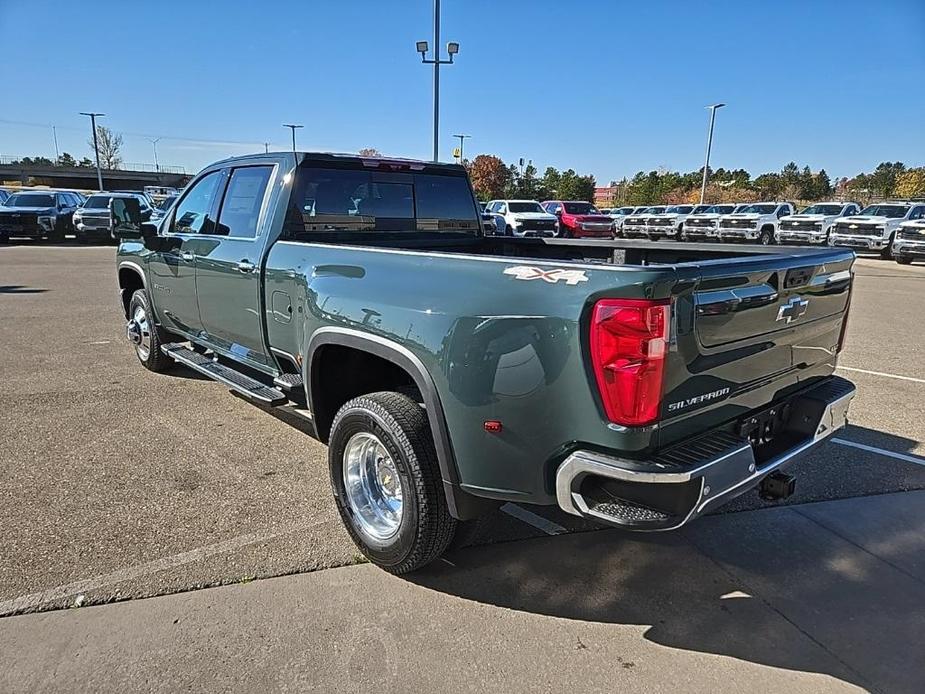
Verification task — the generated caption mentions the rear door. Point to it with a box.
[659,250,854,444]
[195,164,276,368]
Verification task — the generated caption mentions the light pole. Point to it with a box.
[149,137,161,172]
[452,134,470,162]
[283,124,303,157]
[52,126,60,164]
[699,103,725,204]
[79,112,105,191]
[416,0,459,162]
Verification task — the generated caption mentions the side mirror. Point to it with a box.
[110,197,145,239]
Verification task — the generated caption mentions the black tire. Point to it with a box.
[758,227,774,245]
[0,233,8,244]
[328,391,456,574]
[896,255,913,265]
[880,234,896,260]
[127,289,173,372]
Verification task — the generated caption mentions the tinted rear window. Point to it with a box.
[286,167,478,235]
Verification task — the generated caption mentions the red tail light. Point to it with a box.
[589,298,670,427]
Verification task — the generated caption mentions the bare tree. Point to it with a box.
[88,125,123,170]
[358,148,382,157]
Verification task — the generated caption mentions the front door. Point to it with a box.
[195,164,275,368]
[147,170,223,337]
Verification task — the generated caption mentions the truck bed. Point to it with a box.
[283,232,846,267]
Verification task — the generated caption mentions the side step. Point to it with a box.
[161,343,287,406]
[273,372,303,392]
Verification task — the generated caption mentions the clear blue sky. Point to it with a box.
[1,0,923,183]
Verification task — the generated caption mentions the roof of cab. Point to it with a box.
[210,151,465,172]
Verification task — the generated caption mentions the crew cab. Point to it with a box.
[717,202,795,244]
[621,205,667,238]
[485,199,559,237]
[646,204,712,240]
[829,202,925,259]
[776,202,861,246]
[541,200,613,238]
[74,192,155,243]
[112,152,856,574]
[681,203,743,241]
[893,219,925,265]
[0,190,80,243]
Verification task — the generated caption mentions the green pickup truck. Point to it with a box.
[112,152,857,573]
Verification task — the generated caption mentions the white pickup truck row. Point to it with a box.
[600,199,925,264]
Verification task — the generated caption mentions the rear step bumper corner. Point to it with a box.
[555,376,855,531]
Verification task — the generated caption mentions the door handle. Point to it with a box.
[179,251,194,261]
[236,260,256,274]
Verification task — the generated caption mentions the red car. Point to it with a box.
[541,200,614,238]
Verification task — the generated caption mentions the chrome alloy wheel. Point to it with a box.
[127,304,151,361]
[343,432,404,542]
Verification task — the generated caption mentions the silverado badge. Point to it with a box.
[503,266,589,285]
[777,296,809,323]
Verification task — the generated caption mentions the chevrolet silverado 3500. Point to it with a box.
[112,152,856,573]
[829,202,925,259]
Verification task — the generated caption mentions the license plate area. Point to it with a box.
[737,402,792,449]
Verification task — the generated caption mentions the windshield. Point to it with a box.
[800,204,845,215]
[562,202,599,215]
[4,193,55,208]
[859,205,908,218]
[741,204,777,214]
[647,207,666,214]
[614,207,634,214]
[508,201,545,214]
[666,205,694,214]
[83,195,112,209]
[706,205,733,214]
[285,166,478,235]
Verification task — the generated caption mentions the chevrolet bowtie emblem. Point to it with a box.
[777,296,809,323]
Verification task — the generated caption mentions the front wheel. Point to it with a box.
[896,255,913,265]
[880,234,896,260]
[329,391,456,574]
[127,289,173,372]
[758,227,774,245]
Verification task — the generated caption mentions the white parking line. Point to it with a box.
[501,502,568,536]
[836,366,925,384]
[0,523,317,617]
[832,438,925,467]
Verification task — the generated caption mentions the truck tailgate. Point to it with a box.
[658,249,854,446]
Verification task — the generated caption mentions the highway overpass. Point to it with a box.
[0,162,192,191]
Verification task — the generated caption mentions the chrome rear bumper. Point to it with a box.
[555,376,855,531]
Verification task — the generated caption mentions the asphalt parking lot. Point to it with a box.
[2,243,925,690]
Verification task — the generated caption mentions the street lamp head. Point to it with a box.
[707,103,726,110]
[416,40,429,55]
[446,41,459,55]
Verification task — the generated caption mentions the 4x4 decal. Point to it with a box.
[503,265,589,285]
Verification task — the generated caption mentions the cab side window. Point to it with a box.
[215,166,273,238]
[910,206,925,220]
[171,171,222,235]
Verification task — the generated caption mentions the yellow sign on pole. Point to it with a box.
[452,147,461,159]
